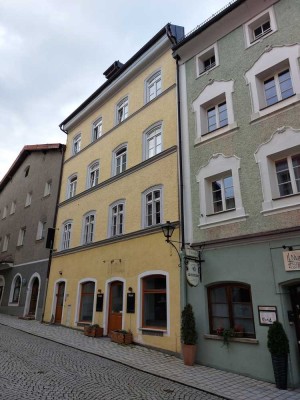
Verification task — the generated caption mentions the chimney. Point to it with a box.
[103,60,124,80]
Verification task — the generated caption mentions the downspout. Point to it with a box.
[41,143,66,322]
[175,54,187,308]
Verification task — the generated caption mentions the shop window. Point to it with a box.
[79,281,95,323]
[208,283,255,338]
[142,275,167,329]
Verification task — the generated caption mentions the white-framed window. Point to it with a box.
[36,221,47,240]
[2,206,7,219]
[44,180,52,197]
[17,227,26,247]
[87,161,99,189]
[112,144,127,176]
[2,234,9,252]
[146,71,162,102]
[116,97,128,124]
[197,154,246,228]
[255,127,300,215]
[207,101,228,133]
[275,155,300,197]
[67,175,77,199]
[92,117,102,142]
[73,134,81,155]
[245,44,300,121]
[25,192,32,207]
[82,212,95,245]
[109,201,125,237]
[263,69,293,107]
[144,123,162,160]
[0,276,5,306]
[9,274,21,305]
[244,7,277,48]
[61,220,72,250]
[137,270,170,334]
[142,186,163,228]
[192,80,236,143]
[10,201,16,215]
[196,43,219,76]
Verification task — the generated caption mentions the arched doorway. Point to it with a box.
[28,277,39,317]
[107,281,123,335]
[55,282,65,324]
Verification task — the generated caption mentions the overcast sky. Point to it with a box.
[0,0,229,180]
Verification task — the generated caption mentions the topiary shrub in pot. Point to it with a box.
[267,321,289,390]
[181,304,197,366]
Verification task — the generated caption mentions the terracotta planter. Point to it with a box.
[111,330,133,344]
[182,344,197,366]
[84,326,103,337]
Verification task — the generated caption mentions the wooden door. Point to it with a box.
[28,278,39,316]
[55,282,65,324]
[107,281,123,335]
[290,285,300,354]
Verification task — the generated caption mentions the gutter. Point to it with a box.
[41,144,66,322]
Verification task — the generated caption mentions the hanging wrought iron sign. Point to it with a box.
[185,258,200,287]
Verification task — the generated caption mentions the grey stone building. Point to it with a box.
[174,0,300,387]
[0,144,65,320]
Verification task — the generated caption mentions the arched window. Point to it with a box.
[144,123,162,160]
[142,185,163,228]
[207,283,255,338]
[142,274,167,329]
[79,281,95,322]
[10,275,21,304]
[112,144,127,176]
[146,71,162,102]
[116,97,128,124]
[87,161,99,188]
[61,220,72,250]
[82,212,95,244]
[67,174,77,199]
[109,200,125,237]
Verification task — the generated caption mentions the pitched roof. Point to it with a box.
[0,143,65,192]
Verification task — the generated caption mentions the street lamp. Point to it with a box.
[161,221,176,243]
[161,221,181,262]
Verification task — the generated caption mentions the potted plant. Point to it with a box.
[181,304,197,366]
[267,321,289,390]
[216,326,235,346]
[84,324,103,337]
[110,329,133,344]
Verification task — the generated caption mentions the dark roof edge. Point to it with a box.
[59,23,184,131]
[0,143,66,192]
[172,0,246,51]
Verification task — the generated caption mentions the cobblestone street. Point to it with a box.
[0,325,224,400]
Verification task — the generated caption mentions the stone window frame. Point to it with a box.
[196,153,247,228]
[192,80,237,144]
[243,6,277,49]
[254,126,300,215]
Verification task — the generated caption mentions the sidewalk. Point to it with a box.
[0,314,299,400]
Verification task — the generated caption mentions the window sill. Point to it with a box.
[199,210,248,229]
[204,334,259,344]
[197,64,219,78]
[8,303,19,307]
[195,122,238,145]
[247,29,274,48]
[250,94,300,122]
[139,327,167,332]
[261,196,300,216]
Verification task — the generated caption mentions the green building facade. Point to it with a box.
[174,0,300,387]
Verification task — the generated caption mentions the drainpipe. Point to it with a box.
[175,54,187,308]
[41,144,66,322]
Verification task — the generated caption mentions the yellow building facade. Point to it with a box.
[44,24,184,352]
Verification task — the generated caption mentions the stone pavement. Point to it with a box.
[0,314,299,400]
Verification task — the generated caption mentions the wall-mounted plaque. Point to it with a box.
[283,250,300,271]
[258,306,277,326]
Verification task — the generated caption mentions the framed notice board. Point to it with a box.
[96,293,103,312]
[126,293,135,313]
